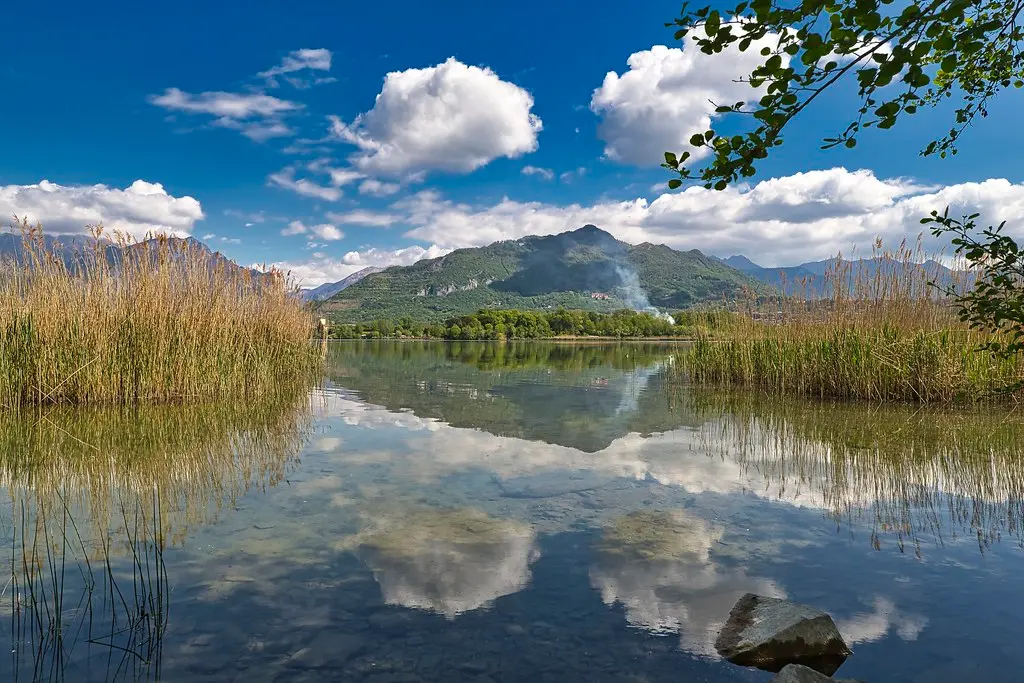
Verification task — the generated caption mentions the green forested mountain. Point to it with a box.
[321,225,768,322]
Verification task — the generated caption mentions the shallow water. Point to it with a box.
[2,340,1023,682]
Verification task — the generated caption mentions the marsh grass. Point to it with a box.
[673,239,1023,403]
[0,220,323,410]
[0,390,313,680]
[678,390,1024,554]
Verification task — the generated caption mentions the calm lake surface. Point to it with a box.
[2,340,1023,682]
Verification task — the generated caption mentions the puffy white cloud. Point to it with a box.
[266,167,342,201]
[264,243,449,286]
[521,165,554,180]
[149,88,301,119]
[358,179,401,197]
[591,38,784,166]
[281,221,308,236]
[341,244,448,268]
[393,168,1024,265]
[329,57,542,177]
[280,220,343,240]
[0,179,204,239]
[258,48,333,87]
[326,210,399,227]
[313,224,344,241]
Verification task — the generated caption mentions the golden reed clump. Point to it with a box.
[1,219,323,410]
[672,237,1024,403]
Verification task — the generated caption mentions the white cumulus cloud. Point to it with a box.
[0,179,204,240]
[329,57,542,177]
[392,168,1024,265]
[591,38,784,166]
[267,243,449,287]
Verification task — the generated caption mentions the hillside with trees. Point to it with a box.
[320,225,769,322]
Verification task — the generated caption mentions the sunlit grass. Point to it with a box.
[672,239,1023,403]
[0,219,323,410]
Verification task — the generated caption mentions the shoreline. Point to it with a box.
[326,336,694,343]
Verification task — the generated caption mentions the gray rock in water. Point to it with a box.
[773,665,833,682]
[715,593,851,675]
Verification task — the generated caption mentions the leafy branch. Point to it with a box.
[663,0,1024,190]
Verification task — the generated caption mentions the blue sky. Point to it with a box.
[4,0,1024,285]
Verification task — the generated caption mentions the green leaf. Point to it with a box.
[668,178,683,189]
[705,10,721,36]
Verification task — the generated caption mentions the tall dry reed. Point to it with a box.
[673,238,1023,403]
[0,220,322,410]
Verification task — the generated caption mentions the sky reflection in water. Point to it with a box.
[1,340,1022,682]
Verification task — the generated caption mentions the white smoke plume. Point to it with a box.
[614,265,676,324]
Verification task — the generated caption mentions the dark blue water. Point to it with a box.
[2,341,1022,682]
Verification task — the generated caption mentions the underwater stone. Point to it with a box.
[772,665,832,682]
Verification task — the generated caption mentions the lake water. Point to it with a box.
[2,340,1023,682]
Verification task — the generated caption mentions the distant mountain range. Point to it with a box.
[714,253,968,296]
[0,232,268,282]
[4,229,969,316]
[301,266,382,302]
[318,225,770,323]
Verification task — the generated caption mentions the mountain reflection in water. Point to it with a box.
[0,340,1021,682]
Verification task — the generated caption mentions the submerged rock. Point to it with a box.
[773,665,867,683]
[714,593,851,675]
[773,665,832,682]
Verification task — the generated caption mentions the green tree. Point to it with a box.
[923,209,1024,359]
[663,0,1024,189]
[663,0,1024,358]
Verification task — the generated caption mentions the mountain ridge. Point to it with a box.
[321,225,769,322]
[0,232,269,282]
[713,253,968,296]
[301,266,383,302]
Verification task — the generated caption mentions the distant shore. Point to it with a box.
[326,336,693,343]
